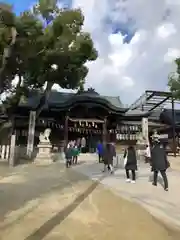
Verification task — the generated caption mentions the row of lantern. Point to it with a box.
[117,125,140,132]
[73,122,98,128]
[16,130,40,137]
[38,120,100,129]
[16,128,142,137]
[116,134,139,140]
[17,119,141,132]
[15,119,60,128]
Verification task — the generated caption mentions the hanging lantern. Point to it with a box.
[79,121,81,126]
[92,122,94,127]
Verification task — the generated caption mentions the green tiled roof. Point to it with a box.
[19,91,125,111]
[102,96,123,108]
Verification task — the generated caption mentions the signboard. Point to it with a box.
[27,111,36,158]
[159,134,168,139]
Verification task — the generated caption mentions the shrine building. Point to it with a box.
[0,88,179,160]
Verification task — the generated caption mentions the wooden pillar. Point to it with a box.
[102,117,107,145]
[27,111,36,158]
[9,132,16,166]
[64,115,68,148]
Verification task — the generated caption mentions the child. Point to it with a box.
[72,145,79,164]
[65,143,73,168]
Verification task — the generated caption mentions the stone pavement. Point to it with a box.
[0,162,95,239]
[0,159,180,240]
[168,156,180,171]
[73,158,180,230]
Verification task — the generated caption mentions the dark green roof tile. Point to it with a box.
[19,91,125,111]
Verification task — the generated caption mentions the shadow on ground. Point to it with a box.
[0,163,89,222]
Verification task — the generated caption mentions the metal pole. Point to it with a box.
[102,117,107,145]
[171,97,176,157]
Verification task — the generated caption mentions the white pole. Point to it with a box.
[9,134,16,166]
[27,111,36,158]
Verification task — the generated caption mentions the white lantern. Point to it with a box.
[51,64,58,70]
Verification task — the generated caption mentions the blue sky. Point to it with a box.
[3,0,72,14]
[3,0,135,43]
[3,0,33,14]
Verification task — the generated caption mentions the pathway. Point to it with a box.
[0,159,180,240]
[73,158,180,230]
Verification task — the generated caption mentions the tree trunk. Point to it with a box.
[36,82,53,118]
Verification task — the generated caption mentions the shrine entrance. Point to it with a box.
[63,104,108,151]
[67,117,105,152]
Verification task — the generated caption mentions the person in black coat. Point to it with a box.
[151,138,169,191]
[124,145,137,183]
[102,143,114,173]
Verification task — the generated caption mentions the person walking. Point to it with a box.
[97,141,103,163]
[145,144,151,163]
[81,137,86,153]
[65,142,73,168]
[124,145,137,183]
[102,143,114,174]
[151,136,169,191]
[72,144,79,164]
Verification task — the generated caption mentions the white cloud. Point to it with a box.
[157,23,176,39]
[164,48,180,62]
[68,0,180,104]
[25,0,180,105]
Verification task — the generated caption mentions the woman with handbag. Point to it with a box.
[151,136,170,191]
[124,145,137,183]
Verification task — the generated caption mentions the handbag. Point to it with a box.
[124,156,127,167]
[123,150,128,167]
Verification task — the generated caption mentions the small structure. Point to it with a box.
[35,128,53,164]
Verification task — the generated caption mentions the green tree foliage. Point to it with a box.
[168,58,180,99]
[0,0,98,118]
[0,2,17,91]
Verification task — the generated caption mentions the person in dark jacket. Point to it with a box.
[151,137,169,191]
[102,143,114,173]
[65,143,73,168]
[97,141,104,163]
[124,145,137,183]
